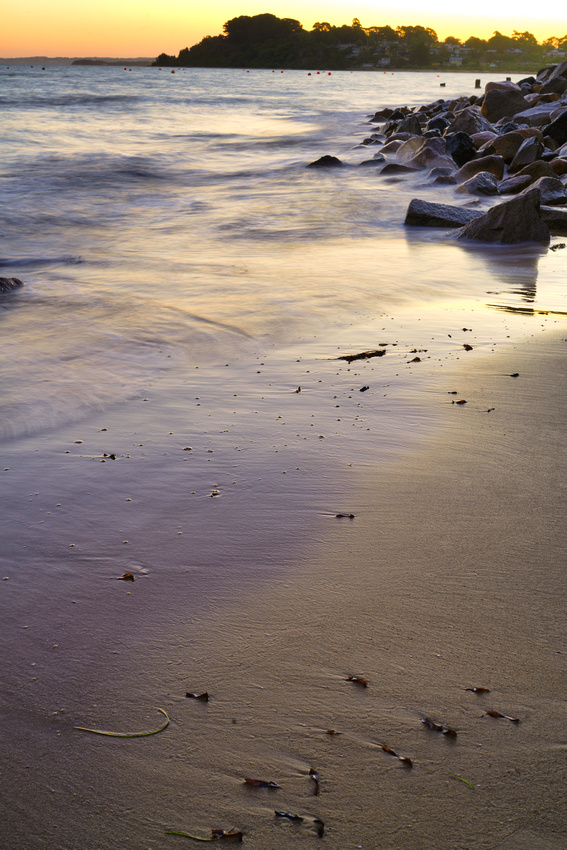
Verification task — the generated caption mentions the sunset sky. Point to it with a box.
[1,0,565,58]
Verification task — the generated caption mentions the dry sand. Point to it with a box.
[1,329,566,849]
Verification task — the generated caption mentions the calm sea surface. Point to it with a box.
[0,65,560,440]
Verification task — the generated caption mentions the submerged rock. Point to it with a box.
[405,199,483,228]
[457,188,550,244]
[307,155,344,168]
[0,277,24,293]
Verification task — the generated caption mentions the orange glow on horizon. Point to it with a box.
[1,1,565,58]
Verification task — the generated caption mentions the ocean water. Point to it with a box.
[0,65,563,442]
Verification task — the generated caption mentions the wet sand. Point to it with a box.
[1,329,566,849]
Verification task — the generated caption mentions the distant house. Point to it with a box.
[449,55,463,66]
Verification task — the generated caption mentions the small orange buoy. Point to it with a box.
[171,69,175,73]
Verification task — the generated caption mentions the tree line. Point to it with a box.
[153,14,567,70]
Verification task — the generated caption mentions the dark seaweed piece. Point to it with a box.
[464,687,490,694]
[244,778,280,788]
[409,356,421,363]
[275,811,304,822]
[314,818,325,838]
[454,399,467,405]
[380,744,413,767]
[421,717,457,737]
[335,513,355,519]
[337,349,386,363]
[294,387,301,393]
[510,373,520,377]
[347,675,368,687]
[326,729,341,735]
[309,768,320,796]
[211,829,243,842]
[118,573,135,582]
[186,691,209,701]
[484,711,520,723]
[359,385,369,392]
[463,344,473,351]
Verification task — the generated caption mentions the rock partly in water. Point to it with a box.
[307,155,344,168]
[0,277,24,293]
[405,199,483,228]
[380,163,419,175]
[457,188,550,244]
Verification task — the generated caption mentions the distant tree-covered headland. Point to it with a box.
[153,13,567,71]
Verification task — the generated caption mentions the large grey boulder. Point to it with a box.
[513,103,560,126]
[397,114,423,135]
[446,106,494,136]
[456,154,505,182]
[456,172,500,195]
[545,60,567,84]
[457,188,550,244]
[543,109,567,147]
[509,136,545,172]
[405,199,483,228]
[521,176,567,206]
[498,174,533,194]
[481,87,530,122]
[0,277,24,293]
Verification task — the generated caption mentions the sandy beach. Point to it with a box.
[1,321,566,849]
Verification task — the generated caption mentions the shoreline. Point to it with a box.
[1,323,566,848]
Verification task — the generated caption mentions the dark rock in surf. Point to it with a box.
[359,155,386,166]
[307,155,344,168]
[457,188,550,244]
[0,277,24,293]
[380,163,419,175]
[405,199,483,228]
